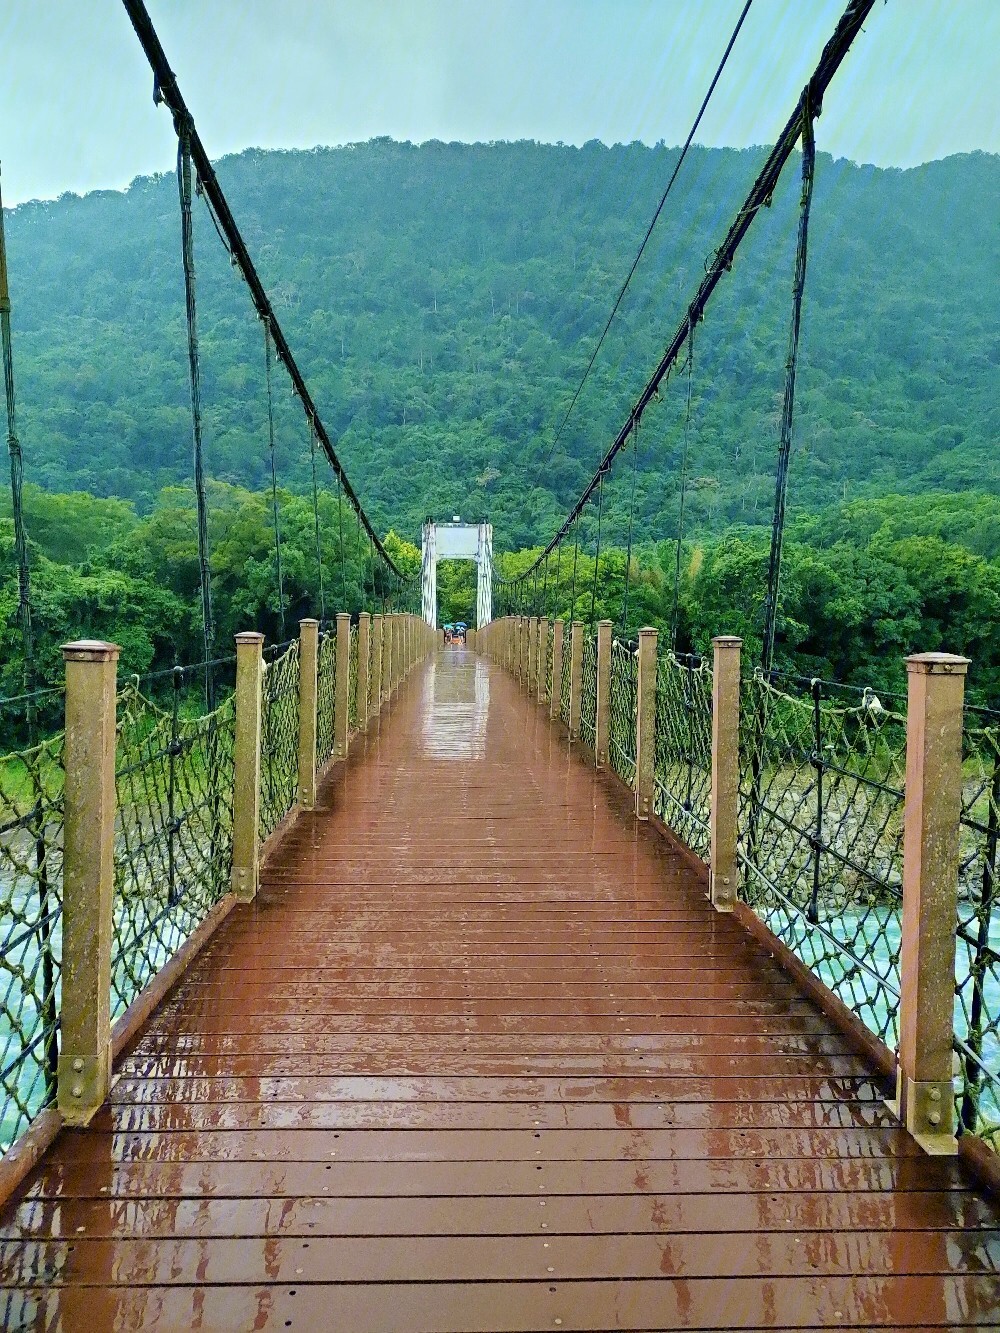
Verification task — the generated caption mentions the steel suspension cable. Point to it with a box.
[531,0,754,487]
[176,124,215,707]
[761,98,817,673]
[670,322,696,649]
[262,321,286,640]
[122,0,414,585]
[570,516,581,618]
[512,0,877,583]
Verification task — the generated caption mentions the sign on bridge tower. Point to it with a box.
[421,520,492,630]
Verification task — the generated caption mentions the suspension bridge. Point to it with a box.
[1,0,998,1327]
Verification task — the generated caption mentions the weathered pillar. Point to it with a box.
[527,617,539,697]
[550,620,564,722]
[356,612,371,730]
[892,652,969,1152]
[569,620,584,741]
[370,614,383,714]
[297,618,319,811]
[537,619,549,704]
[334,612,351,757]
[58,640,119,1125]
[595,619,613,767]
[231,631,264,901]
[380,615,390,704]
[635,629,658,821]
[710,636,742,910]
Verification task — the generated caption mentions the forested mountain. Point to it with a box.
[5,140,998,549]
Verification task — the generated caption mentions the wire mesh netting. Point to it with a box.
[112,680,236,1018]
[0,729,63,1153]
[956,706,1000,1149]
[559,625,572,726]
[609,640,637,788]
[348,626,359,733]
[579,633,598,750]
[317,631,336,764]
[653,652,712,858]
[366,626,375,715]
[738,671,907,1048]
[259,641,300,843]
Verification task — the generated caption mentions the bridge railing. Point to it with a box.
[478,616,999,1175]
[0,611,433,1178]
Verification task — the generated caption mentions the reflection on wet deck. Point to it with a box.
[420,648,490,759]
[0,648,998,1330]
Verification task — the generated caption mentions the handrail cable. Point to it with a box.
[509,0,876,589]
[121,0,415,582]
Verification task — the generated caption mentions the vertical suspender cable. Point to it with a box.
[621,419,641,636]
[308,415,326,625]
[570,516,581,618]
[176,123,216,707]
[336,475,347,609]
[669,319,695,649]
[263,321,286,640]
[0,171,35,715]
[589,473,605,627]
[761,100,816,673]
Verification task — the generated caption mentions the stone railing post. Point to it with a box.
[537,619,549,704]
[635,628,657,821]
[334,612,351,757]
[550,620,564,721]
[892,651,970,1152]
[710,636,742,911]
[370,614,383,715]
[595,619,613,767]
[231,631,264,903]
[569,620,584,741]
[58,640,119,1125]
[297,618,319,811]
[356,612,371,730]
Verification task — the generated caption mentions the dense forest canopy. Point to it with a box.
[5,140,998,550]
[2,139,999,717]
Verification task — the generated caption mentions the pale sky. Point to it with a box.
[2,1,998,207]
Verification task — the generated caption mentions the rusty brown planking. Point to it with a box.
[1,648,998,1331]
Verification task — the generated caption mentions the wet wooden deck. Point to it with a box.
[1,649,999,1329]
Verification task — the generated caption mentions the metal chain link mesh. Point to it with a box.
[112,681,235,1018]
[316,631,336,764]
[956,706,1000,1149]
[559,625,572,726]
[653,652,712,858]
[738,671,907,1047]
[0,727,63,1152]
[259,642,300,843]
[609,640,637,787]
[578,633,598,750]
[348,627,359,733]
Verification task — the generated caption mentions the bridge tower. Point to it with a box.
[421,519,492,630]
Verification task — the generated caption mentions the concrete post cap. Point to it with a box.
[905,652,970,675]
[299,618,319,628]
[61,640,120,661]
[712,635,744,648]
[234,632,265,646]
[638,627,658,638]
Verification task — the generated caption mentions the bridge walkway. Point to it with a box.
[1,648,998,1329]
